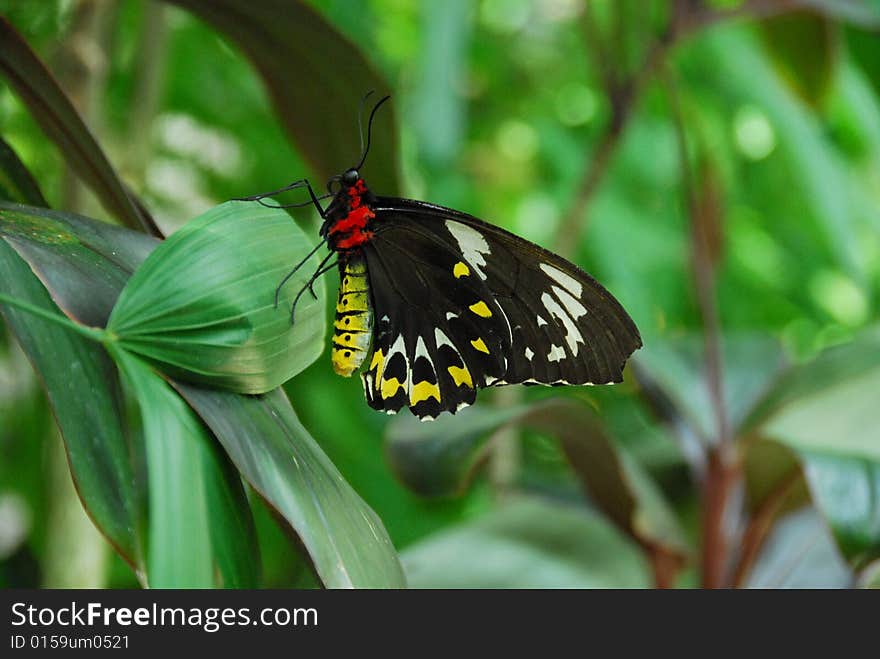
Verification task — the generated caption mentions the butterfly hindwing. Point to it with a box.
[361,236,508,418]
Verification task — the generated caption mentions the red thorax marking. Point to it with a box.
[330,178,375,249]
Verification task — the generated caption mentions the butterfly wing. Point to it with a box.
[360,197,642,420]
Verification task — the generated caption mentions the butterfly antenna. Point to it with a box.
[354,94,391,171]
[357,90,375,156]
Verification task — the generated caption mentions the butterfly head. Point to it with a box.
[341,168,360,187]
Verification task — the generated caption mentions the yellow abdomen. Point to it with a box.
[331,257,373,376]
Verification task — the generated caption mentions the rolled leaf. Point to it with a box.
[107,201,326,393]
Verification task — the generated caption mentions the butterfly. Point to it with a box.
[241,95,642,421]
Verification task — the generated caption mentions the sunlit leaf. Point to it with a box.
[402,495,650,588]
[0,18,157,234]
[165,0,400,193]
[175,384,406,589]
[107,201,326,393]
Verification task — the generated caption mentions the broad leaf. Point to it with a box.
[0,202,159,325]
[0,241,146,574]
[0,148,145,573]
[0,18,157,234]
[175,384,406,588]
[760,11,838,108]
[165,0,400,193]
[386,399,688,559]
[745,508,853,588]
[758,332,880,566]
[113,349,259,587]
[402,495,650,588]
[107,201,326,393]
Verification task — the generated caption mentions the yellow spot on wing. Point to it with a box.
[468,301,492,317]
[410,380,441,405]
[369,349,386,392]
[381,377,403,399]
[453,262,470,278]
[470,337,490,354]
[447,365,473,387]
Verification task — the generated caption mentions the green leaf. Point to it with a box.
[0,240,146,573]
[386,399,688,559]
[0,137,47,206]
[796,0,880,28]
[636,332,788,441]
[174,383,406,588]
[402,495,650,588]
[759,11,838,108]
[0,200,260,587]
[0,18,157,234]
[165,0,400,193]
[112,349,213,587]
[0,202,159,325]
[744,327,880,431]
[107,201,326,393]
[801,452,880,567]
[745,508,853,588]
[762,357,880,462]
[758,332,880,567]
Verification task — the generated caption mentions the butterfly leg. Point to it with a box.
[289,253,338,324]
[273,239,328,308]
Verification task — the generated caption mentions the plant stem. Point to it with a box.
[0,292,107,343]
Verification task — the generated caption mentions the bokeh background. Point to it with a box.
[1,0,879,588]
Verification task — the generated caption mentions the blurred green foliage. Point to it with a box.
[1,0,879,588]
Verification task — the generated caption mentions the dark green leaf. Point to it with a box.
[0,18,157,234]
[0,136,47,206]
[107,201,326,393]
[796,0,880,28]
[760,11,838,108]
[386,399,687,558]
[402,495,650,588]
[801,452,880,567]
[758,332,880,566]
[175,383,405,588]
[636,333,788,441]
[0,240,145,572]
[0,202,159,325]
[165,0,400,193]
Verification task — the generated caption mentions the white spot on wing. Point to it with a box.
[525,347,534,361]
[435,328,454,349]
[541,292,584,355]
[537,315,548,327]
[446,312,458,320]
[552,285,587,320]
[445,221,489,280]
[540,263,583,298]
[547,344,566,362]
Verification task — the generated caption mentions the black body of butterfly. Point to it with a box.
[242,95,642,421]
